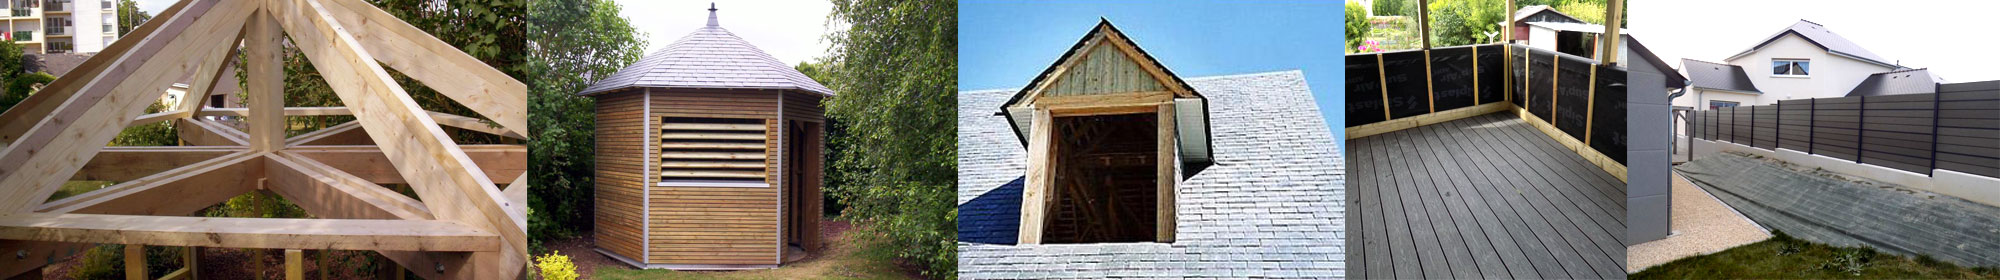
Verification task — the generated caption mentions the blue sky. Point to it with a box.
[959,0,1346,146]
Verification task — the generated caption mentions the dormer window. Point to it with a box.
[1772,58,1810,77]
[1000,19,1213,245]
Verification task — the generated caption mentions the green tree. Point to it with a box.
[1373,0,1408,16]
[109,101,178,146]
[822,0,957,278]
[1428,0,1505,46]
[116,0,151,36]
[0,71,52,112]
[1346,1,1371,51]
[524,0,644,247]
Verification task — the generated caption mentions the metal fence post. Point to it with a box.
[1857,96,1866,164]
[1931,85,1943,176]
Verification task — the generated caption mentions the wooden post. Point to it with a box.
[1424,50,1436,113]
[1473,47,1480,105]
[1017,109,1055,245]
[1600,0,1623,65]
[1156,104,1176,243]
[1585,66,1597,144]
[1547,55,1557,124]
[1377,54,1391,120]
[186,246,198,280]
[1418,0,1431,50]
[124,245,144,280]
[1505,0,1516,42]
[246,9,286,151]
[319,250,328,280]
[284,249,302,280]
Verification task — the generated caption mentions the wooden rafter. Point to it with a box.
[265,0,527,275]
[0,0,193,144]
[0,0,255,213]
[0,213,499,251]
[0,0,529,277]
[72,146,242,181]
[319,0,528,135]
[289,144,525,185]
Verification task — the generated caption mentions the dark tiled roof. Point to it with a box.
[25,53,92,77]
[1845,68,1941,97]
[1729,20,1897,68]
[958,70,1345,279]
[576,7,832,96]
[1682,59,1761,94]
[1513,5,1583,23]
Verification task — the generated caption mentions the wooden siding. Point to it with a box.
[1047,44,1166,97]
[647,90,782,265]
[593,90,647,261]
[782,91,825,123]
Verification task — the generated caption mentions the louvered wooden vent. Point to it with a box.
[658,117,770,184]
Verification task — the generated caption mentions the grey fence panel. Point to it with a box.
[1717,107,1734,142]
[1753,104,1780,149]
[1777,99,1813,152]
[1859,94,1936,174]
[1813,96,1864,162]
[1935,84,2000,178]
[1733,106,1754,144]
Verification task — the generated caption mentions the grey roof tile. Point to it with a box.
[577,8,833,96]
[957,70,1345,279]
[1683,58,1762,94]
[1845,68,1942,97]
[1730,20,1898,68]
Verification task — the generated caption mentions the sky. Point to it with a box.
[960,1,1347,145]
[1631,0,2000,82]
[618,0,837,66]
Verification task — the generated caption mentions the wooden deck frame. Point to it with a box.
[0,0,528,278]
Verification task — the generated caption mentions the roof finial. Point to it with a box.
[706,3,719,27]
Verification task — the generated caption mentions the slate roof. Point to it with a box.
[1682,59,1761,94]
[1727,20,1898,68]
[957,70,1345,279]
[576,5,833,96]
[1513,5,1583,24]
[1845,68,1943,97]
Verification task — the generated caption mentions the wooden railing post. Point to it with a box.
[1424,50,1436,114]
[124,245,144,280]
[284,249,302,280]
[1377,54,1391,121]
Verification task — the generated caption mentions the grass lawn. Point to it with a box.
[589,226,916,280]
[1633,231,2000,279]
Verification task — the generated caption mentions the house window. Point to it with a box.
[1710,100,1739,110]
[1043,113,1159,244]
[1772,59,1809,76]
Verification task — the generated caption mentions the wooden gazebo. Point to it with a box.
[0,0,528,278]
[578,4,830,270]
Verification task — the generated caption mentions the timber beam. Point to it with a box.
[0,213,499,252]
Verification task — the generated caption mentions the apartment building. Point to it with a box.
[2,0,117,54]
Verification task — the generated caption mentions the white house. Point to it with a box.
[1675,20,1920,111]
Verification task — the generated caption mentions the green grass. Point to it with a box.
[590,229,912,280]
[1634,231,2000,279]
[49,181,114,202]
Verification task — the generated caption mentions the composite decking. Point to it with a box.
[1346,113,1627,279]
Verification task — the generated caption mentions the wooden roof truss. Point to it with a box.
[0,0,527,278]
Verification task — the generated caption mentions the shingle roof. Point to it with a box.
[1845,68,1942,97]
[576,5,833,96]
[1727,20,1898,68]
[1513,5,1583,23]
[1683,59,1761,94]
[957,70,1345,279]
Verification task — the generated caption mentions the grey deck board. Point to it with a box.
[1408,126,1504,278]
[1484,115,1627,278]
[1433,117,1569,278]
[1372,131,1424,278]
[1349,113,1627,279]
[1413,124,1521,278]
[1386,130,1457,279]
